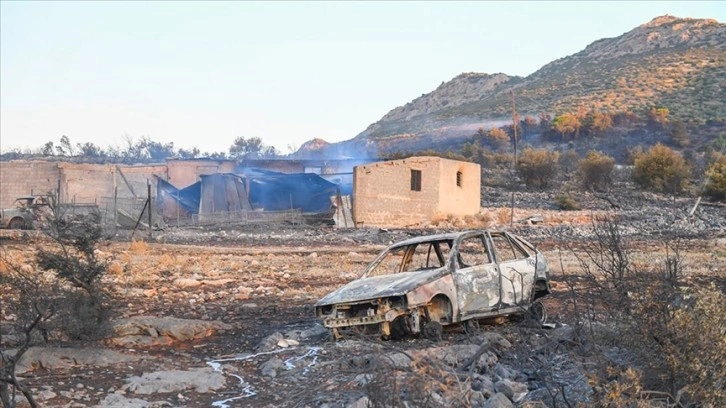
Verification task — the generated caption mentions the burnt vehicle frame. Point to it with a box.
[315,230,551,339]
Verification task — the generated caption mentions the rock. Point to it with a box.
[124,368,225,394]
[493,363,514,380]
[200,278,235,286]
[476,332,512,349]
[109,316,232,347]
[260,358,284,378]
[494,379,528,400]
[354,374,372,386]
[346,396,371,408]
[37,389,57,401]
[471,375,495,396]
[240,303,259,309]
[173,278,202,288]
[482,392,513,408]
[297,324,330,341]
[478,351,498,369]
[382,352,412,369]
[413,344,479,367]
[93,394,150,408]
[14,347,142,375]
[518,401,548,408]
[551,325,576,345]
[278,339,290,348]
[256,332,284,352]
[471,391,486,407]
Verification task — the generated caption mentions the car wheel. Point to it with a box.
[422,320,443,341]
[9,217,25,230]
[529,300,547,325]
[463,318,480,333]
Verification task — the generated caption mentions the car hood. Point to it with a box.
[315,268,445,306]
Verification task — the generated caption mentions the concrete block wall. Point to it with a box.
[167,160,237,188]
[437,159,481,217]
[58,163,116,205]
[0,161,60,208]
[353,157,442,227]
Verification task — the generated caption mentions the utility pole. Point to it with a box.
[510,90,518,227]
[511,90,518,167]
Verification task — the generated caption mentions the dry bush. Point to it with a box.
[577,150,615,192]
[632,143,690,195]
[517,148,560,189]
[496,208,510,225]
[129,239,149,254]
[661,284,726,405]
[703,152,726,201]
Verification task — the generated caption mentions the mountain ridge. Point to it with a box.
[300,15,725,158]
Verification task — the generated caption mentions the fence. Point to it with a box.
[192,209,302,226]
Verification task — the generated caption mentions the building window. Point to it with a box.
[410,169,422,191]
[456,171,463,187]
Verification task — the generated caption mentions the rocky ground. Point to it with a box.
[1,188,724,408]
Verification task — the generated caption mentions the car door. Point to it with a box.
[488,232,536,307]
[452,233,500,318]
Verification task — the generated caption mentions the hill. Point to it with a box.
[302,15,725,158]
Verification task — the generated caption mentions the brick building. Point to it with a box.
[353,156,481,227]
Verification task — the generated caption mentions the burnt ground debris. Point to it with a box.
[0,188,724,407]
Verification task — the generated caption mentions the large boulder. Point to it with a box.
[109,316,231,347]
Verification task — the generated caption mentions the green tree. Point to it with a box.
[55,135,75,156]
[633,143,690,195]
[177,147,201,159]
[76,142,106,159]
[577,151,615,191]
[584,111,613,136]
[552,113,581,143]
[229,136,265,159]
[41,141,55,156]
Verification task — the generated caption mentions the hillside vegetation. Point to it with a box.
[355,15,725,141]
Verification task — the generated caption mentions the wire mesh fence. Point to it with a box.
[192,209,303,226]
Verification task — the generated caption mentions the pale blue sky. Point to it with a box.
[1,1,724,155]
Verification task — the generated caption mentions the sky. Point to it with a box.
[1,1,724,156]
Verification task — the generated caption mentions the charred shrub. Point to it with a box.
[34,200,111,339]
[570,217,725,405]
[554,194,581,211]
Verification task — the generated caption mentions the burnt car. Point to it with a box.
[0,196,50,230]
[315,230,551,339]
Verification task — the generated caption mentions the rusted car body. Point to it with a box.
[0,196,50,230]
[315,230,550,339]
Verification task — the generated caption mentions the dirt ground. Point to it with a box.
[1,202,725,407]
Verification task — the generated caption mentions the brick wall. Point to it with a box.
[437,159,481,217]
[353,157,442,227]
[353,157,481,228]
[0,161,60,208]
[167,160,237,188]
